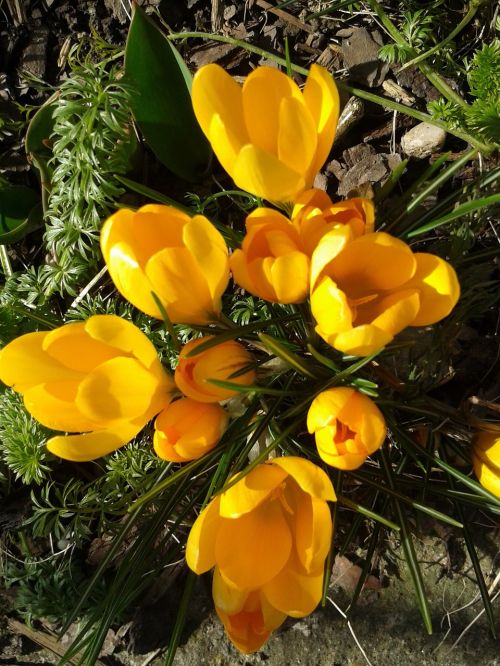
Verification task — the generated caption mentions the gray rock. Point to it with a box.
[401,122,447,158]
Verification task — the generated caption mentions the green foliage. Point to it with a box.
[4,554,106,625]
[378,9,436,64]
[41,50,135,298]
[0,390,52,485]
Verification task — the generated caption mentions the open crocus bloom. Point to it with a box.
[175,337,256,403]
[101,204,229,325]
[153,397,228,462]
[186,456,336,653]
[310,231,461,356]
[192,63,339,203]
[472,430,500,498]
[0,315,174,461]
[307,387,386,470]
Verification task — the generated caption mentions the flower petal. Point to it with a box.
[329,232,416,297]
[219,464,288,518]
[302,64,340,179]
[233,144,305,203]
[215,499,292,588]
[331,324,393,356]
[42,322,119,373]
[405,253,460,326]
[270,251,310,303]
[213,567,250,614]
[278,96,317,178]
[0,331,81,392]
[242,66,302,155]
[262,555,324,617]
[183,215,229,303]
[186,496,221,574]
[272,456,336,501]
[46,419,144,461]
[23,381,100,432]
[367,289,421,337]
[294,493,332,573]
[192,64,248,170]
[310,276,353,337]
[76,357,161,423]
[310,226,353,289]
[145,247,215,324]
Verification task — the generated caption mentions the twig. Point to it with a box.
[326,597,374,666]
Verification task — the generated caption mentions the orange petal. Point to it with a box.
[272,457,336,501]
[185,496,221,574]
[219,464,288,518]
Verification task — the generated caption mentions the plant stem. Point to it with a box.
[400,2,483,71]
[366,0,469,109]
[0,245,12,277]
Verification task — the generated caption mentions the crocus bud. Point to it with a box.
[101,204,229,325]
[0,315,174,461]
[154,398,228,462]
[472,430,500,498]
[307,387,386,470]
[192,64,339,203]
[175,337,256,403]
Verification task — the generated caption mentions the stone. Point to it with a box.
[401,122,447,159]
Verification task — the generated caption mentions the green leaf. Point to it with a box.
[0,186,43,244]
[25,93,57,191]
[125,5,211,181]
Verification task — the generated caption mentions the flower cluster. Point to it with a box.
[0,63,463,654]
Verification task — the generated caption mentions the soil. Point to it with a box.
[0,0,498,665]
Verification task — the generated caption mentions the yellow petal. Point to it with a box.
[183,215,229,303]
[192,63,248,171]
[230,249,258,295]
[216,499,292,588]
[23,381,100,432]
[233,144,305,203]
[219,464,288,518]
[473,432,500,467]
[302,64,340,179]
[277,96,317,177]
[307,387,354,433]
[270,252,310,303]
[272,456,336,501]
[145,247,214,324]
[186,496,221,574]
[46,419,144,461]
[405,253,460,326]
[315,432,368,470]
[242,66,302,155]
[76,357,161,423]
[42,322,119,373]
[0,331,81,393]
[310,277,353,336]
[292,188,333,218]
[84,315,159,371]
[213,567,250,615]
[368,289,421,337]
[248,257,279,301]
[472,456,500,498]
[329,232,416,297]
[310,225,353,289]
[262,555,324,617]
[332,324,393,356]
[101,213,161,319]
[294,493,332,573]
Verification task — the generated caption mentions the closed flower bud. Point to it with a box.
[472,430,500,498]
[310,231,460,356]
[101,204,229,325]
[175,337,256,403]
[192,64,339,203]
[0,315,174,461]
[186,457,336,653]
[307,387,386,470]
[154,398,228,462]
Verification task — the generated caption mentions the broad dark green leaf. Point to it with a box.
[0,186,43,244]
[125,5,211,181]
